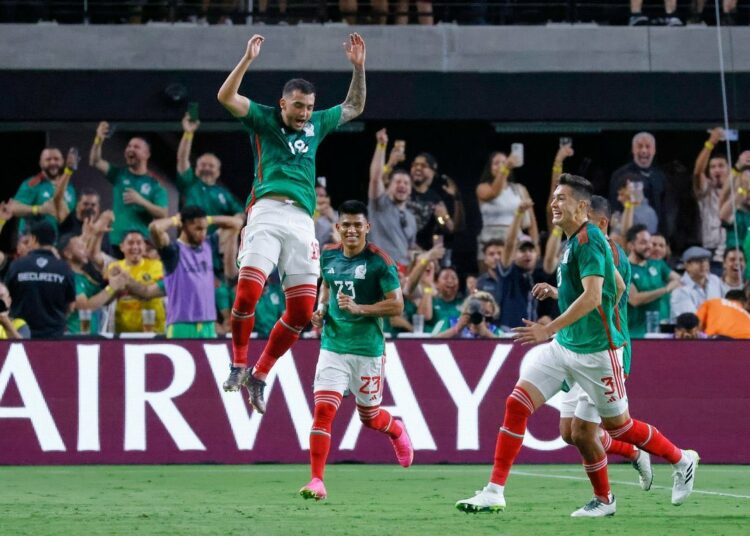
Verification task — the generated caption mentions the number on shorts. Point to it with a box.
[334,280,356,299]
[359,375,381,395]
[310,241,320,261]
[601,376,616,396]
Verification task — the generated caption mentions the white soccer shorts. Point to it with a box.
[520,339,628,418]
[238,198,320,278]
[559,383,601,424]
[313,349,386,407]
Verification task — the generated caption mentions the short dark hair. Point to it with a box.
[558,173,593,202]
[338,200,368,219]
[675,312,700,331]
[625,224,648,244]
[437,266,458,279]
[29,221,56,247]
[710,153,729,163]
[725,289,746,303]
[58,233,76,253]
[122,229,145,240]
[723,247,745,261]
[180,205,207,224]
[130,136,151,151]
[589,195,611,220]
[390,167,411,179]
[483,238,505,253]
[283,78,315,97]
[414,152,438,171]
[79,187,100,199]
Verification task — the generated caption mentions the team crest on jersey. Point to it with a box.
[648,266,658,277]
[140,183,151,195]
[218,193,226,206]
[270,293,280,305]
[36,257,48,268]
[303,123,315,137]
[354,264,367,279]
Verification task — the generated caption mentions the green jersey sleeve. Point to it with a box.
[379,261,401,295]
[150,182,169,207]
[316,105,343,138]
[658,259,672,282]
[240,101,276,132]
[65,184,77,212]
[576,236,606,279]
[105,165,121,185]
[175,167,197,194]
[13,179,34,204]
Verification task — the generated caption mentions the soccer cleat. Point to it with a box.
[672,449,700,506]
[570,495,616,517]
[222,366,248,392]
[455,485,506,513]
[390,424,414,468]
[246,373,267,414]
[632,449,654,491]
[299,478,327,501]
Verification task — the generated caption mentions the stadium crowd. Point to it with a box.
[1,118,749,341]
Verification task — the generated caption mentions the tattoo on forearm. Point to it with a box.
[341,69,366,124]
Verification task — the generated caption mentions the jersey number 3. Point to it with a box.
[334,280,356,299]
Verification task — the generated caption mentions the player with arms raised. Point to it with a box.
[455,174,699,517]
[217,33,366,413]
[300,200,413,501]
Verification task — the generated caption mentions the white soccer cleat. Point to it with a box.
[570,495,616,517]
[632,450,654,491]
[455,485,506,513]
[672,449,700,506]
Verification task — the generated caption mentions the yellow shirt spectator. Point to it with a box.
[109,258,166,334]
[0,317,30,339]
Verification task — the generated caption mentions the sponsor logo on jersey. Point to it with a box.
[354,265,367,279]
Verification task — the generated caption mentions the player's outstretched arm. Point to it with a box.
[338,288,403,317]
[339,33,366,125]
[148,215,176,249]
[217,34,264,118]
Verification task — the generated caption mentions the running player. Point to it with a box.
[534,195,653,497]
[455,174,699,517]
[217,33,367,413]
[299,200,413,501]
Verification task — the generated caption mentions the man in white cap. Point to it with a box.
[670,246,723,321]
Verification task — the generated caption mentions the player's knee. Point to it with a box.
[283,302,315,328]
[233,278,264,314]
[559,421,574,445]
[505,391,534,418]
[358,405,382,429]
[570,423,598,448]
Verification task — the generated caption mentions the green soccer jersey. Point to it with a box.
[175,167,245,222]
[320,243,401,357]
[238,102,342,216]
[608,239,632,375]
[106,166,169,246]
[426,296,463,334]
[66,272,101,335]
[255,282,285,337]
[555,222,626,353]
[14,174,76,234]
[628,258,672,338]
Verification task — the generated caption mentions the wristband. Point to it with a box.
[419,258,428,266]
[94,136,103,145]
[376,143,386,150]
[183,132,194,140]
[704,141,715,151]
[423,286,434,295]
[624,201,634,209]
[32,205,39,216]
[738,187,748,196]
[552,164,563,173]
[0,218,6,226]
[515,210,524,216]
[732,168,742,177]
[551,227,563,237]
[206,216,214,224]
[499,165,509,176]
[382,164,392,174]
[171,216,179,226]
[105,285,116,295]
[63,167,74,175]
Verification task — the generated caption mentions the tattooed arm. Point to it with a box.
[339,33,366,125]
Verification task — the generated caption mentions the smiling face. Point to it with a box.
[120,232,145,264]
[125,137,150,167]
[196,154,221,185]
[649,235,668,260]
[280,90,315,131]
[336,212,369,253]
[632,134,655,168]
[550,184,585,228]
[437,268,459,301]
[410,156,435,187]
[629,229,652,261]
[39,148,64,178]
[723,249,746,280]
[388,172,412,203]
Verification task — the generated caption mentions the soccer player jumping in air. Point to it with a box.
[217,33,366,413]
[456,174,698,517]
[299,200,413,501]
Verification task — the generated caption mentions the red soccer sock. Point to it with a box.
[490,386,535,486]
[607,418,681,464]
[358,405,403,440]
[583,456,611,502]
[231,267,266,367]
[252,284,317,380]
[310,391,342,480]
[599,429,638,461]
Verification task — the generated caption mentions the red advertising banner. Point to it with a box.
[0,340,747,464]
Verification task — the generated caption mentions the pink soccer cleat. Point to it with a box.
[390,424,414,468]
[299,478,327,501]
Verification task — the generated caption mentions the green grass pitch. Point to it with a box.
[1,464,748,535]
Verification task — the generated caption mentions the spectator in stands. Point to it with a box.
[626,224,681,338]
[673,312,704,339]
[629,0,682,26]
[649,233,671,262]
[419,265,462,334]
[465,273,478,295]
[690,0,738,25]
[255,0,288,23]
[436,291,503,339]
[340,0,432,24]
[670,246,723,321]
[493,201,557,330]
[609,133,666,230]
[721,248,745,295]
[477,150,537,261]
[106,230,165,334]
[5,221,76,338]
[403,244,444,299]
[314,180,339,247]
[610,176,658,236]
[409,152,463,251]
[720,150,750,275]
[0,282,29,339]
[368,130,417,268]
[475,239,503,303]
[59,188,112,255]
[60,233,120,335]
[693,127,730,270]
[696,290,750,339]
[11,147,78,235]
[177,114,245,223]
[89,121,168,250]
